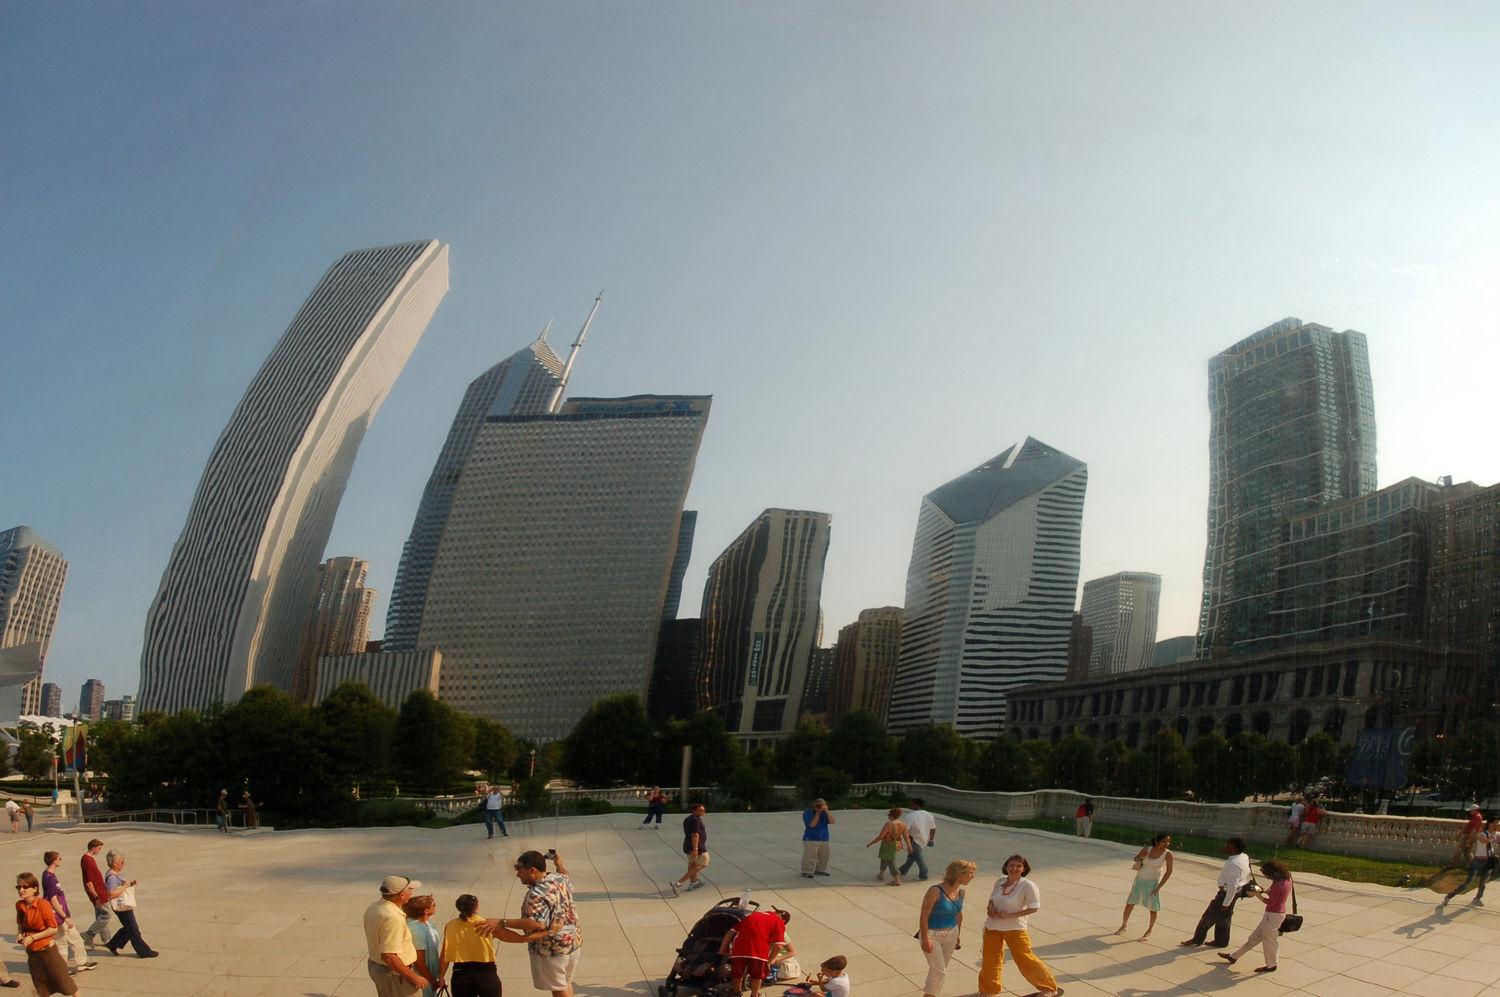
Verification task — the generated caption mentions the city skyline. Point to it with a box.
[6,6,1500,700]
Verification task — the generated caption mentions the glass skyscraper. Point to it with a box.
[888,438,1087,737]
[1197,318,1376,657]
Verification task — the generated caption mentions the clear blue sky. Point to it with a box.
[4,2,1499,706]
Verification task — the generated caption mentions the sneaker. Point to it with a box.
[801,873,814,879]
[670,882,680,896]
[687,881,704,891]
[814,871,830,876]
[76,963,98,973]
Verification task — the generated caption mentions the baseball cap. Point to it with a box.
[380,875,421,895]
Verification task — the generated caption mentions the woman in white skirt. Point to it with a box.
[1114,834,1174,939]
[917,860,975,997]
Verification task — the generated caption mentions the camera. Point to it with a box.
[545,849,558,861]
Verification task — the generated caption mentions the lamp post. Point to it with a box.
[529,748,537,779]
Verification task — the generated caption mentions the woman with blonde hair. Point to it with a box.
[866,808,912,885]
[918,860,974,997]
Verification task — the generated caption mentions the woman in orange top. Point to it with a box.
[16,871,79,996]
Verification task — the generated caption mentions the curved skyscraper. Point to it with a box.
[888,438,1086,738]
[382,334,566,651]
[139,240,449,713]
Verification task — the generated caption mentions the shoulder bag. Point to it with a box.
[1278,885,1302,934]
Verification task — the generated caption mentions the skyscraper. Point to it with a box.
[888,438,1087,737]
[647,618,702,724]
[139,240,449,713]
[698,509,832,746]
[292,557,377,702]
[799,646,835,724]
[827,606,903,724]
[418,394,710,740]
[79,679,105,723]
[1198,318,1375,657]
[661,511,698,622]
[1080,572,1161,677]
[0,526,69,717]
[40,683,61,718]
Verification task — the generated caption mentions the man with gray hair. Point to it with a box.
[363,875,427,995]
[800,799,835,877]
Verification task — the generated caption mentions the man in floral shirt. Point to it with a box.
[505,850,581,997]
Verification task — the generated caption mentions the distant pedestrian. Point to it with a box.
[1179,837,1250,949]
[1295,800,1322,848]
[512,850,581,997]
[6,799,18,834]
[241,791,259,829]
[1075,798,1095,838]
[43,851,97,975]
[901,800,937,881]
[78,840,111,946]
[23,801,34,833]
[1443,816,1498,906]
[102,850,157,958]
[363,875,427,996]
[403,894,441,997]
[672,805,709,895]
[483,785,507,839]
[917,860,974,997]
[1453,804,1484,866]
[1115,834,1174,938]
[641,787,667,829]
[801,799,835,878]
[15,871,78,996]
[1219,861,1293,974]
[441,894,502,997]
[979,855,1061,997]
[1284,797,1306,847]
[216,790,232,833]
[867,808,910,885]
[720,907,791,997]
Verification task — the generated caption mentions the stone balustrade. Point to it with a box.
[852,781,1467,864]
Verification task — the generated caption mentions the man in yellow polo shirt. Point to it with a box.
[363,875,428,996]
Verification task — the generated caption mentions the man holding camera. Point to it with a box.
[801,799,835,878]
[498,850,581,997]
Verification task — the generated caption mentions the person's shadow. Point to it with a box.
[1393,904,1466,938]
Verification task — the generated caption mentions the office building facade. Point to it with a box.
[1080,572,1161,677]
[140,241,449,713]
[384,335,567,651]
[312,649,441,710]
[79,679,105,723]
[292,557,377,702]
[661,511,698,622]
[799,646,834,725]
[1065,614,1093,682]
[0,526,69,718]
[828,606,903,724]
[1198,318,1376,657]
[1153,636,1196,667]
[647,618,702,724]
[698,509,832,745]
[889,438,1087,738]
[40,683,61,718]
[418,395,711,740]
[1427,478,1500,714]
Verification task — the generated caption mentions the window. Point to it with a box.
[1224,713,1243,738]
[1126,721,1142,749]
[1289,709,1311,744]
[1251,712,1271,736]
[1247,673,1263,703]
[1197,715,1215,740]
[1230,675,1245,705]
[1343,663,1358,697]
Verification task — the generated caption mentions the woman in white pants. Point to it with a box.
[1219,861,1292,974]
[917,860,975,997]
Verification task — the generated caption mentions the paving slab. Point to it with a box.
[0,809,1491,996]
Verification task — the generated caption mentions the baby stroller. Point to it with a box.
[659,896,760,997]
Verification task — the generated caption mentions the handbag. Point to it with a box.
[109,884,136,912]
[1278,885,1302,934]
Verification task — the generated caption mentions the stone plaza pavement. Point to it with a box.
[0,807,1495,997]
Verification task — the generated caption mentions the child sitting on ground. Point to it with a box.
[812,956,849,997]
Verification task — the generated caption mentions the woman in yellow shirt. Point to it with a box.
[443,894,530,997]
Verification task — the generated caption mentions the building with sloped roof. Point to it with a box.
[0,526,68,717]
[889,438,1087,737]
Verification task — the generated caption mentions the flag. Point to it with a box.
[63,725,87,774]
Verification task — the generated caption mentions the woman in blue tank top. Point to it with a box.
[918,859,975,997]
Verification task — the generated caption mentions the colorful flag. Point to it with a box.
[62,725,87,774]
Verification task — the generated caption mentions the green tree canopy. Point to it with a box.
[898,723,969,786]
[974,735,1034,791]
[1049,729,1102,794]
[1297,731,1339,790]
[774,722,830,781]
[316,681,397,792]
[1443,721,1500,803]
[1189,732,1232,802]
[1099,739,1130,791]
[1258,739,1299,799]
[821,711,897,782]
[559,693,657,787]
[797,765,852,802]
[14,730,53,783]
[214,686,342,818]
[395,689,476,793]
[1126,729,1193,799]
[658,712,741,787]
[471,716,519,780]
[1021,740,1054,785]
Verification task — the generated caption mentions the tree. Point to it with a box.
[1049,729,1101,794]
[1297,731,1339,791]
[745,745,777,776]
[898,724,969,786]
[1445,721,1500,804]
[1126,729,1193,799]
[396,689,476,793]
[559,694,657,787]
[14,730,52,784]
[1100,739,1130,792]
[821,711,897,782]
[214,686,342,819]
[974,736,1034,791]
[1189,732,1232,802]
[471,717,519,781]
[774,723,830,782]
[317,682,397,794]
[797,765,852,802]
[721,763,776,811]
[1227,732,1266,801]
[658,712,741,787]
[1258,739,1299,799]
[1021,740,1054,786]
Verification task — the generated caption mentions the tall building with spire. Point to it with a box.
[0,526,69,717]
[139,240,449,713]
[1197,318,1376,657]
[384,297,600,651]
[292,556,377,702]
[888,438,1087,737]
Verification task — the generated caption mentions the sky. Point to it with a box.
[4,2,1500,707]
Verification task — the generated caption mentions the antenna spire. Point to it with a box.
[536,319,553,343]
[548,291,602,413]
